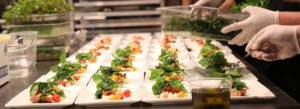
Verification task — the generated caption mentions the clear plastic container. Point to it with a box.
[157,6,249,40]
[7,31,37,78]
[9,13,70,25]
[6,22,70,38]
[37,46,68,61]
[36,34,70,47]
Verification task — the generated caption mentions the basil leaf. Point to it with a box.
[30,84,39,97]
[60,52,66,64]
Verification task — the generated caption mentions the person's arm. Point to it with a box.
[219,0,235,9]
[279,12,300,25]
[297,26,300,47]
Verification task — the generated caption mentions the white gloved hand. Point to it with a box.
[193,0,224,7]
[190,0,224,16]
[221,6,279,46]
[245,25,300,61]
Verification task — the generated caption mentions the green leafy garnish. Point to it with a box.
[231,0,269,11]
[163,16,241,40]
[199,52,228,70]
[2,0,73,25]
[29,82,65,98]
[115,46,132,58]
[98,66,120,76]
[111,57,132,67]
[76,53,97,61]
[60,52,66,64]
[149,49,186,80]
[93,73,121,98]
[50,62,81,74]
[232,78,248,90]
[149,69,165,80]
[152,77,187,95]
[198,40,218,57]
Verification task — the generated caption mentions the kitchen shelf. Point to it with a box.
[75,18,160,28]
[73,0,163,33]
[74,10,159,20]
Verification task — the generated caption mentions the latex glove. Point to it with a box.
[221,6,279,46]
[245,25,300,61]
[193,0,224,7]
[190,0,224,14]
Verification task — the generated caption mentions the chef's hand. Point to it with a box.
[245,25,300,61]
[193,0,224,7]
[221,6,279,46]
[191,0,224,14]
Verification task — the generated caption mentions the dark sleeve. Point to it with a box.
[234,0,245,4]
[268,0,300,11]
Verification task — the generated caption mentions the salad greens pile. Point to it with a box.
[199,52,229,71]
[50,62,82,74]
[47,53,82,85]
[2,0,74,25]
[198,40,248,90]
[98,66,121,76]
[93,73,121,98]
[30,82,65,98]
[149,49,185,80]
[231,0,269,11]
[110,46,135,71]
[163,16,241,40]
[111,56,132,67]
[198,40,218,57]
[76,53,97,61]
[115,46,132,58]
[150,49,187,95]
[152,76,187,95]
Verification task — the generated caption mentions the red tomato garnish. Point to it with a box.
[52,94,61,102]
[58,80,67,87]
[198,40,205,46]
[96,52,101,56]
[123,89,131,97]
[30,95,40,103]
[73,76,80,81]
[240,89,247,96]
[164,86,171,92]
[207,52,212,56]
[230,91,236,96]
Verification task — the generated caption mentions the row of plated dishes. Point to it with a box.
[5,33,275,109]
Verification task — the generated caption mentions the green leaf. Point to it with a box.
[152,77,168,95]
[99,66,120,76]
[93,73,104,83]
[60,52,66,64]
[198,40,218,57]
[232,78,248,90]
[30,83,39,97]
[149,69,164,80]
[225,69,243,77]
[198,52,228,70]
[168,77,187,92]
[76,53,97,61]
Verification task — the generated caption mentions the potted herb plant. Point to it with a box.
[2,0,73,61]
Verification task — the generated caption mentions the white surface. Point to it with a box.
[141,83,192,105]
[75,71,143,107]
[5,87,81,109]
[141,80,275,105]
